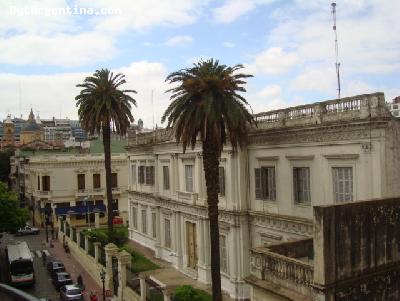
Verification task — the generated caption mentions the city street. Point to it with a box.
[1,231,63,301]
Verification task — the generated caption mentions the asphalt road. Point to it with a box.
[0,231,61,301]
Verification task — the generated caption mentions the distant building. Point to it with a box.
[20,109,44,145]
[387,96,400,118]
[11,140,128,228]
[2,115,15,148]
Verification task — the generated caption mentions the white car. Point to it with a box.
[16,226,40,236]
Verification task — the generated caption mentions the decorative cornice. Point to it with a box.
[286,155,315,161]
[323,154,359,160]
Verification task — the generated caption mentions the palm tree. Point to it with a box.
[75,69,137,232]
[162,59,256,301]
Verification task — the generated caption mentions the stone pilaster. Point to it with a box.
[94,242,101,263]
[95,212,100,228]
[104,243,119,294]
[117,250,131,301]
[139,275,147,301]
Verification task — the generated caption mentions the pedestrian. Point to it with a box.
[77,274,83,289]
[90,292,98,301]
[42,250,46,266]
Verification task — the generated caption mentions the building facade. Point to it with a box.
[126,92,400,300]
[12,151,129,227]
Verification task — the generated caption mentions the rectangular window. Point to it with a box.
[112,199,119,214]
[111,173,118,188]
[145,166,154,185]
[37,176,40,190]
[293,167,311,204]
[132,207,138,230]
[93,174,101,189]
[42,176,50,191]
[164,218,171,249]
[151,212,157,238]
[332,167,353,203]
[220,235,228,274]
[131,165,137,185]
[219,167,225,196]
[163,166,170,190]
[138,166,145,184]
[185,165,193,192]
[141,209,147,235]
[255,167,276,201]
[77,174,85,190]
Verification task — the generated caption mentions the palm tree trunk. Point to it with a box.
[202,137,222,301]
[102,125,114,232]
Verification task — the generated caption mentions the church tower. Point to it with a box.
[2,114,15,146]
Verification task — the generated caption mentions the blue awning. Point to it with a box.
[54,204,106,216]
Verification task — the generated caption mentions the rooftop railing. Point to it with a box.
[128,93,389,146]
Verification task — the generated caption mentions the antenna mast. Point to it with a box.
[331,2,341,99]
[151,90,155,130]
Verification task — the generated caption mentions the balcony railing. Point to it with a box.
[177,190,199,205]
[75,189,89,197]
[90,188,104,195]
[250,239,314,295]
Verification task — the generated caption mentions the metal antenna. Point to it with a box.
[151,90,155,130]
[19,81,22,118]
[331,2,341,99]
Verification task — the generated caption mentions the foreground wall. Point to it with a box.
[314,198,400,301]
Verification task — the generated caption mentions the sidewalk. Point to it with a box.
[48,238,102,301]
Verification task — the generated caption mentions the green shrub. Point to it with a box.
[120,245,159,273]
[173,285,211,301]
[82,226,128,247]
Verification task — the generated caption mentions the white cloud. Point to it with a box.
[223,42,235,48]
[0,0,73,35]
[0,0,206,67]
[213,0,275,23]
[257,85,281,99]
[290,67,336,93]
[0,32,116,67]
[246,84,289,114]
[0,61,171,128]
[267,0,400,75]
[165,35,193,46]
[247,47,301,75]
[76,0,205,33]
[214,0,255,23]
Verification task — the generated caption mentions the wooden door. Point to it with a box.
[186,222,198,269]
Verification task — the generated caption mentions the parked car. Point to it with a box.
[16,225,40,236]
[47,260,65,275]
[52,272,73,290]
[60,284,83,301]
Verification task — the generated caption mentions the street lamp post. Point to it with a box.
[83,196,91,228]
[100,270,106,301]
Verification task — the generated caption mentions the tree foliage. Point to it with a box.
[162,59,255,301]
[0,150,13,184]
[0,182,28,233]
[75,69,137,232]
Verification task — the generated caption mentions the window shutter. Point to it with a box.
[219,167,225,196]
[268,168,276,201]
[293,168,298,202]
[255,168,262,199]
[150,166,154,185]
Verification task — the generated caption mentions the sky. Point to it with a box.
[0,0,399,128]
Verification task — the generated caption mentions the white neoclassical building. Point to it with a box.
[127,92,400,300]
